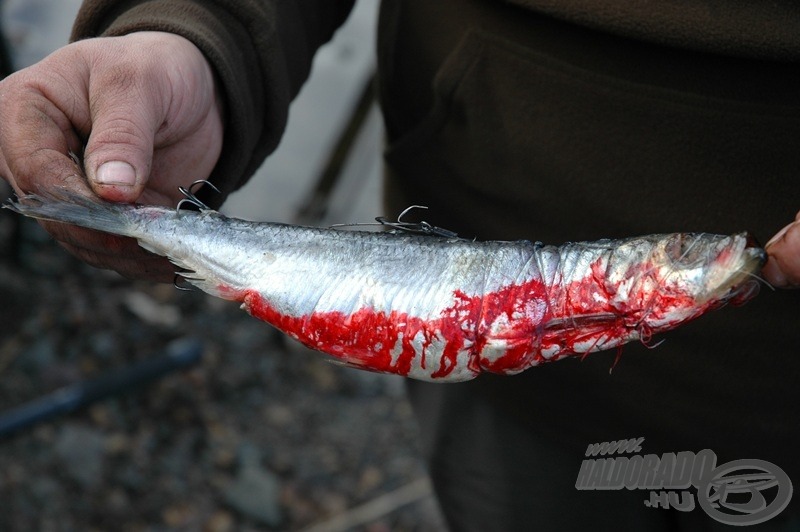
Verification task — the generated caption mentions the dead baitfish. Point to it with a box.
[4,189,765,382]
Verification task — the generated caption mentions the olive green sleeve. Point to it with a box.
[71,0,355,203]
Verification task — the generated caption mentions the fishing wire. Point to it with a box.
[330,205,463,239]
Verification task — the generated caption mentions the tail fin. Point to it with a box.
[3,189,136,238]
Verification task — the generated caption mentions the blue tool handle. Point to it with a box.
[0,337,203,438]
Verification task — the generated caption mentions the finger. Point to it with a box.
[38,218,174,282]
[60,240,176,282]
[82,47,167,203]
[763,218,800,288]
[0,74,87,196]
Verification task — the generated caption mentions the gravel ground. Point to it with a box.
[0,196,447,531]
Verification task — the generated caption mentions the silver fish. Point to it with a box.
[4,190,765,382]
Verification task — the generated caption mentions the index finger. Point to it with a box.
[0,56,90,195]
[0,121,86,200]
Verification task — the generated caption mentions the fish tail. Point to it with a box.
[3,189,137,238]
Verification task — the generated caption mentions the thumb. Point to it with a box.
[83,75,162,203]
[84,120,156,203]
[763,214,800,288]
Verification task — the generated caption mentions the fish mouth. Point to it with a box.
[719,233,766,306]
[744,233,768,268]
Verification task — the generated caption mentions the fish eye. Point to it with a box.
[664,234,707,268]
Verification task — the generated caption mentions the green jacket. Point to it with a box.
[72,1,800,525]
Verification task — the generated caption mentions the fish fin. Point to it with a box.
[171,267,242,301]
[4,190,135,237]
[324,357,395,375]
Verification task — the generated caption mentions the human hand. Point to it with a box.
[0,32,223,281]
[762,212,800,288]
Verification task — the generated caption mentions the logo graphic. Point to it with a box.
[576,438,793,526]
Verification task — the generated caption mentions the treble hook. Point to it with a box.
[173,273,194,291]
[176,180,220,212]
[328,205,462,239]
[173,271,203,292]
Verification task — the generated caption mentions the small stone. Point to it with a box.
[223,443,283,527]
[116,464,146,491]
[54,425,106,488]
[365,522,393,532]
[105,487,130,513]
[105,433,131,455]
[304,359,339,392]
[319,492,348,514]
[263,404,293,427]
[122,291,181,327]
[214,447,237,469]
[15,336,56,373]
[150,282,179,303]
[33,424,56,444]
[89,404,112,427]
[163,502,193,528]
[357,466,384,495]
[89,331,118,359]
[29,477,59,506]
[204,510,235,532]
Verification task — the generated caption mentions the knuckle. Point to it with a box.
[89,115,152,149]
[90,51,163,107]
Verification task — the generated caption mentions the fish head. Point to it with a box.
[608,232,765,333]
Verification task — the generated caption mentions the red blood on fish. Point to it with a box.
[237,258,701,379]
[242,289,479,379]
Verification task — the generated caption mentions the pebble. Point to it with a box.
[105,432,131,455]
[223,442,283,527]
[54,425,107,488]
[15,336,56,373]
[162,502,194,528]
[204,510,235,532]
[122,291,181,328]
[89,331,119,360]
[357,466,384,495]
[263,403,293,427]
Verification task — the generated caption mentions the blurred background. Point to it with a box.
[0,0,446,529]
